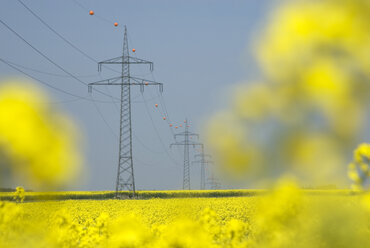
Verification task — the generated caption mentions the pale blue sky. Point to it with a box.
[0,0,274,190]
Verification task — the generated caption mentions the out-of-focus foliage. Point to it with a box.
[0,80,82,189]
[249,181,370,248]
[348,143,370,190]
[13,186,25,203]
[1,183,370,247]
[207,0,370,185]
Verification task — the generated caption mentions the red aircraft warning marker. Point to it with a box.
[155,104,158,107]
[132,48,136,52]
[89,10,94,15]
[114,22,118,27]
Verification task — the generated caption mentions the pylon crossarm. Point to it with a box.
[130,77,163,93]
[90,76,162,86]
[170,143,183,148]
[195,154,212,159]
[98,56,153,71]
[99,56,122,63]
[174,132,199,139]
[89,76,122,86]
[130,76,160,85]
[170,141,201,147]
[98,56,122,71]
[88,76,163,94]
[128,56,154,71]
[193,160,213,165]
[188,141,203,146]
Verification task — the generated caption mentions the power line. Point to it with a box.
[71,0,117,26]
[101,78,170,156]
[2,3,193,191]
[0,57,119,103]
[141,93,182,167]
[0,57,87,100]
[127,30,183,159]
[4,58,100,78]
[133,133,163,154]
[6,2,195,189]
[89,96,118,139]
[14,0,129,139]
[12,0,126,139]
[17,0,97,63]
[0,17,118,100]
[16,0,121,75]
[149,72,176,136]
[147,73,184,158]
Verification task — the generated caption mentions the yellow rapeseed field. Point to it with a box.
[1,185,370,248]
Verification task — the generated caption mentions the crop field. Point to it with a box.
[1,187,370,248]
[0,189,266,201]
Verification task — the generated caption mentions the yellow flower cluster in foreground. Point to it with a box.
[0,81,82,189]
[1,185,370,248]
[348,143,370,190]
[207,0,370,186]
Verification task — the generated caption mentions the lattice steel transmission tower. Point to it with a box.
[192,149,213,190]
[207,173,221,190]
[170,120,202,190]
[88,26,163,198]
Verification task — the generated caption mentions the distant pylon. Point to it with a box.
[192,148,213,190]
[88,26,163,198]
[170,119,202,190]
[207,173,221,190]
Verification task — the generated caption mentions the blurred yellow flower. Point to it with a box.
[13,186,25,203]
[0,80,82,189]
[206,0,370,186]
[348,143,370,189]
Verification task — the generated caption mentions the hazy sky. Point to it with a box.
[0,0,274,190]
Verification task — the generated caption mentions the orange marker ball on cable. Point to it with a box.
[145,82,149,86]
[155,104,158,107]
[89,10,94,15]
[163,117,166,120]
[132,48,136,52]
[170,124,173,127]
[114,22,118,27]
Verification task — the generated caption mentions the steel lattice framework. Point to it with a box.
[89,26,163,198]
[207,173,221,190]
[192,149,213,190]
[170,120,202,190]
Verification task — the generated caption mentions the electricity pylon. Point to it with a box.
[207,173,221,190]
[88,26,163,198]
[192,149,213,190]
[170,120,202,190]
